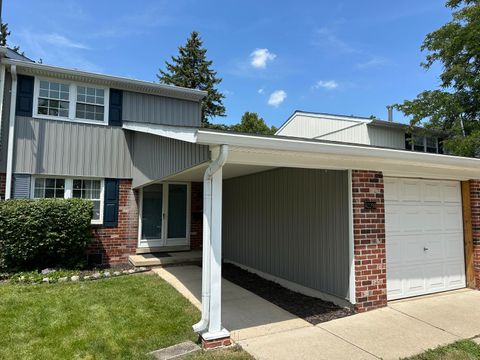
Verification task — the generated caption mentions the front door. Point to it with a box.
[139,183,190,249]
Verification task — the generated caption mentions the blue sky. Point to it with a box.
[7,0,451,127]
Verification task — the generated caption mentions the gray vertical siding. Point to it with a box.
[0,72,12,172]
[131,131,209,188]
[123,91,201,127]
[223,168,350,299]
[368,125,405,149]
[13,174,31,198]
[13,117,132,178]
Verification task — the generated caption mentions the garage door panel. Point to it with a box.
[445,261,466,288]
[402,180,422,202]
[423,182,442,202]
[443,183,461,203]
[385,178,465,300]
[443,205,463,231]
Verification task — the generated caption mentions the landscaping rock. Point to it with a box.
[128,269,135,274]
[139,267,147,272]
[92,272,101,279]
[113,271,121,276]
[122,270,129,274]
[104,271,111,277]
[58,277,68,283]
[71,275,80,282]
[41,268,56,275]
[42,277,50,283]
[84,276,91,280]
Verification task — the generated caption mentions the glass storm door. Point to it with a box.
[139,183,189,249]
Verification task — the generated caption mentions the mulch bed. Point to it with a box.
[222,263,354,325]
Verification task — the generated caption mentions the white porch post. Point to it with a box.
[193,145,229,341]
[203,165,229,339]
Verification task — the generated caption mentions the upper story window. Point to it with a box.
[76,86,105,121]
[405,134,441,154]
[38,80,70,118]
[33,78,109,125]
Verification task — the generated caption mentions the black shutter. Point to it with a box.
[103,179,119,227]
[108,89,123,126]
[16,75,34,117]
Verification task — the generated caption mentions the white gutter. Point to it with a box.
[5,65,16,199]
[193,144,229,334]
[2,58,207,101]
[196,129,480,171]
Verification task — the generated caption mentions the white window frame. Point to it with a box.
[30,176,105,225]
[138,182,191,248]
[33,77,110,126]
[407,134,439,154]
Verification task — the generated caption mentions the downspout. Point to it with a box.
[5,64,16,199]
[193,144,229,334]
[0,62,6,172]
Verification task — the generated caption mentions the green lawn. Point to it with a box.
[0,273,250,360]
[404,340,480,360]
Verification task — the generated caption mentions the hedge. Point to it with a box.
[0,198,93,271]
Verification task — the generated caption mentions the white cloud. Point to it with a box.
[314,28,357,53]
[356,56,389,69]
[313,80,338,90]
[268,90,287,107]
[250,48,276,69]
[258,88,264,94]
[44,33,88,49]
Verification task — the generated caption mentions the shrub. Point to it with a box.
[0,198,93,271]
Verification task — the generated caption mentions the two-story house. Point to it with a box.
[1,47,480,343]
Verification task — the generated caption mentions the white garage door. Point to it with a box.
[385,178,466,300]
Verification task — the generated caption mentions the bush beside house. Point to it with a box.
[0,199,93,271]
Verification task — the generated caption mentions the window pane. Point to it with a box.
[45,188,55,198]
[35,178,44,188]
[34,188,43,198]
[50,82,59,91]
[142,185,163,240]
[45,178,55,188]
[40,81,49,90]
[167,184,187,239]
[92,201,100,220]
[56,179,65,189]
[39,89,48,97]
[73,189,82,198]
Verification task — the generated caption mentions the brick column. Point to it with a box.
[470,180,480,288]
[88,179,139,266]
[352,170,387,312]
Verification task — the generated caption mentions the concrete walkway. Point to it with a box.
[154,266,480,359]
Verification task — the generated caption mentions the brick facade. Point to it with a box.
[352,170,387,312]
[190,182,203,250]
[470,180,480,288]
[0,173,5,200]
[88,179,139,266]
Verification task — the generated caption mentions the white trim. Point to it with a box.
[347,170,355,304]
[32,77,110,126]
[122,121,198,143]
[5,65,17,199]
[276,111,372,135]
[30,176,104,225]
[196,130,480,179]
[224,259,352,309]
[137,182,191,249]
[4,58,206,101]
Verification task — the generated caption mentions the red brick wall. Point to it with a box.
[0,173,5,200]
[190,182,203,250]
[88,179,139,266]
[470,180,480,288]
[352,170,387,312]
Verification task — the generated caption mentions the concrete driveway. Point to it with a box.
[154,266,480,360]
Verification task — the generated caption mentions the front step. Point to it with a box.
[129,250,202,267]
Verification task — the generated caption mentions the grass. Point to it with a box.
[405,340,480,360]
[0,273,249,360]
[185,346,254,359]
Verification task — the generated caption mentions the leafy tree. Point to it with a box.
[395,0,480,157]
[0,23,20,52]
[230,112,277,135]
[158,31,225,125]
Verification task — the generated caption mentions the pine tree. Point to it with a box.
[0,23,20,52]
[158,31,225,125]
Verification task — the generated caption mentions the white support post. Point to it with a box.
[5,65,17,200]
[203,165,229,340]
